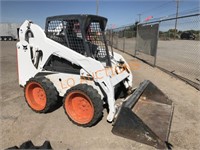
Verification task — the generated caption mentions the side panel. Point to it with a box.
[45,73,104,98]
[16,41,39,86]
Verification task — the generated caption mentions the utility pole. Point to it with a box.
[137,14,141,22]
[174,0,179,40]
[96,0,99,15]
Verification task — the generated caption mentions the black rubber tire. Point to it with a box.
[63,84,103,127]
[8,37,13,41]
[24,77,58,113]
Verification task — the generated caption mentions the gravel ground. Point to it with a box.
[0,41,200,150]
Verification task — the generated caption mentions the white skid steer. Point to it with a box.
[16,14,173,149]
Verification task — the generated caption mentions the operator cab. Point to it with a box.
[45,14,111,66]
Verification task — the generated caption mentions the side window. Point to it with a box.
[46,19,85,55]
[47,20,63,35]
[46,20,67,46]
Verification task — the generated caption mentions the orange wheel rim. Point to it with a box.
[25,82,47,111]
[65,91,94,124]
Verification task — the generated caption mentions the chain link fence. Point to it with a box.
[107,13,200,90]
[106,26,137,55]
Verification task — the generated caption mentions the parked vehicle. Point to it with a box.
[181,31,195,40]
[0,23,20,41]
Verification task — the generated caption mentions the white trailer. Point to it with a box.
[0,23,21,41]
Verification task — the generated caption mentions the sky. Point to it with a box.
[0,0,199,29]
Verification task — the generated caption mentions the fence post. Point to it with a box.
[134,24,139,56]
[116,32,119,49]
[123,28,126,52]
[111,29,113,47]
[153,22,160,67]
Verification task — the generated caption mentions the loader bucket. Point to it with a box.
[112,80,174,149]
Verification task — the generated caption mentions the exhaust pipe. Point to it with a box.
[112,80,174,149]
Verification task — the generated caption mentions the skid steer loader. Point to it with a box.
[16,14,173,149]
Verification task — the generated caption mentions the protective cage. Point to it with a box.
[45,14,111,66]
